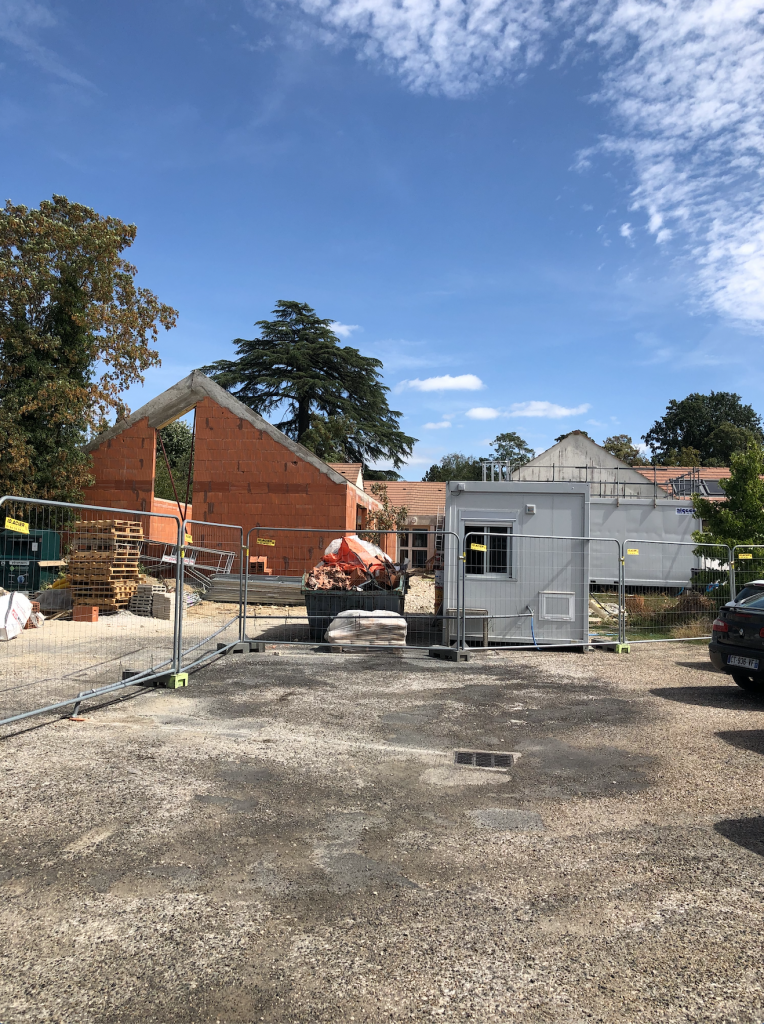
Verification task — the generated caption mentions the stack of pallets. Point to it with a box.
[69,520,143,610]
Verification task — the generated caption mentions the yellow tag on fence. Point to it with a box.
[470,543,487,552]
[739,552,753,559]
[257,538,276,547]
[5,516,29,535]
[626,548,639,556]
[184,532,193,545]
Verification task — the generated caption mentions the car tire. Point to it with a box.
[731,670,764,693]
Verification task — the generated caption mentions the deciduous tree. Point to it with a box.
[692,442,764,550]
[422,453,483,482]
[489,431,534,465]
[0,195,177,501]
[644,392,762,466]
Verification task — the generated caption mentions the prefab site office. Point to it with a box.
[443,481,701,646]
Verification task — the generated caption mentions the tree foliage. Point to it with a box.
[155,420,194,503]
[554,429,590,444]
[489,431,534,465]
[644,392,763,466]
[422,452,483,482]
[366,483,409,534]
[602,434,649,466]
[0,195,176,501]
[201,300,416,469]
[692,442,764,550]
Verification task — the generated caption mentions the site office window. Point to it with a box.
[464,524,512,576]
[399,529,429,568]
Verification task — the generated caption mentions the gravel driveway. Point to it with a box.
[1,643,763,1023]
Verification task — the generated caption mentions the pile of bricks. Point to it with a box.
[69,520,143,611]
[128,582,166,616]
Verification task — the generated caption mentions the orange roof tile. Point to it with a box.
[364,481,446,516]
[328,463,364,487]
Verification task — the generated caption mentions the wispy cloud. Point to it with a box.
[0,0,93,87]
[423,419,452,429]
[466,406,501,420]
[397,373,484,392]
[510,400,591,418]
[290,0,764,327]
[332,321,360,338]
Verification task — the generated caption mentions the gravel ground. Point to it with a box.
[1,642,764,1023]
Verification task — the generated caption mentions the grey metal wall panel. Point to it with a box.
[590,499,699,586]
[445,483,589,644]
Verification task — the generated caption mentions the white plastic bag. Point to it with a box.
[325,609,407,646]
[0,592,33,641]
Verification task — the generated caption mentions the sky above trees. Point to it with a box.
[2,1,763,478]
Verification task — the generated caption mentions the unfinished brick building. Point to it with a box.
[84,372,383,572]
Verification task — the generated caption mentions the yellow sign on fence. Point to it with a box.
[184,532,193,545]
[739,552,753,559]
[470,543,487,552]
[626,548,639,555]
[257,538,276,547]
[4,516,29,535]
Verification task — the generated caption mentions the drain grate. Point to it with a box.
[454,749,515,769]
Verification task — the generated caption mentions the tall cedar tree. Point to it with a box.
[0,196,177,501]
[202,301,416,469]
[692,442,764,551]
[643,392,763,466]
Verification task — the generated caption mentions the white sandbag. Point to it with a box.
[0,592,33,641]
[326,609,407,645]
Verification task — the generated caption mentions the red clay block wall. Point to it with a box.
[85,417,156,514]
[189,398,379,574]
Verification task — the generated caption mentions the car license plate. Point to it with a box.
[728,655,759,670]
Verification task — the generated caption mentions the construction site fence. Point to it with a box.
[242,526,463,651]
[1,496,746,727]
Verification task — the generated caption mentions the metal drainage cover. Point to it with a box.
[454,749,515,770]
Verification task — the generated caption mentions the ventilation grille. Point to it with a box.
[454,750,515,769]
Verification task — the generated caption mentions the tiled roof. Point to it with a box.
[634,466,731,484]
[364,481,446,516]
[328,463,364,486]
[635,465,732,502]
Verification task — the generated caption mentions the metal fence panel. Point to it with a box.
[242,526,461,649]
[179,519,244,671]
[0,496,182,726]
[622,538,731,642]
[444,533,622,649]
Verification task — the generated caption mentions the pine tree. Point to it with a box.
[202,301,416,469]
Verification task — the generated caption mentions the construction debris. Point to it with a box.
[304,536,400,592]
[69,520,143,611]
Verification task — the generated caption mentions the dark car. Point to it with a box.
[710,580,764,692]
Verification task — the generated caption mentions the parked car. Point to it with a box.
[709,580,764,692]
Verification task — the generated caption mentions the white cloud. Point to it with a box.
[620,223,632,239]
[399,374,484,391]
[423,419,452,429]
[332,321,361,338]
[0,0,93,86]
[466,406,501,420]
[290,0,764,327]
[510,400,591,418]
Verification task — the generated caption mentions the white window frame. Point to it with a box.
[463,523,514,579]
[539,591,575,621]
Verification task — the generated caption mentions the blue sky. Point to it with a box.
[2,0,763,477]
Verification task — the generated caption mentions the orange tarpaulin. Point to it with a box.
[320,535,391,574]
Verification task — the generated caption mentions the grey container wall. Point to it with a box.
[589,499,700,587]
[444,482,591,646]
[301,575,406,641]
